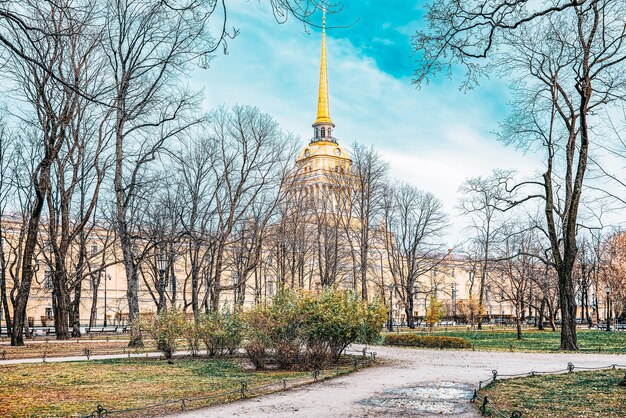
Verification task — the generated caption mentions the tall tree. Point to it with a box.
[458,170,511,328]
[5,2,97,345]
[382,183,448,328]
[104,0,211,346]
[348,143,389,300]
[416,0,626,350]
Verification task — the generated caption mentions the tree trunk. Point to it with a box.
[114,106,143,347]
[89,274,100,327]
[210,245,225,311]
[71,282,82,337]
[52,271,70,340]
[477,224,491,330]
[406,295,415,329]
[0,246,11,338]
[191,246,200,321]
[360,233,369,301]
[515,304,522,340]
[11,174,49,346]
[558,263,578,350]
[548,304,557,332]
[538,299,545,331]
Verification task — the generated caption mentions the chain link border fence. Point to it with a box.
[83,347,377,418]
[470,362,626,417]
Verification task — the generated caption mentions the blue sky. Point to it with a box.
[191,1,544,244]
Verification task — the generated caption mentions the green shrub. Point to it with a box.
[182,320,201,356]
[242,304,272,369]
[197,312,225,356]
[385,333,471,349]
[222,307,243,355]
[300,289,387,363]
[268,290,304,369]
[197,306,243,356]
[141,308,186,359]
[241,288,387,370]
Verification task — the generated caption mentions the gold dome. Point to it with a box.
[296,140,351,164]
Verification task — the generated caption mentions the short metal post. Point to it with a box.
[91,404,108,418]
[480,396,489,415]
[240,381,247,399]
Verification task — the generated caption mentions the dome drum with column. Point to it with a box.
[296,140,351,164]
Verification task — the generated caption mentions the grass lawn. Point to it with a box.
[0,356,333,417]
[0,340,160,360]
[383,329,626,353]
[480,369,626,417]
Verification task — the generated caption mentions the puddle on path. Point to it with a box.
[358,381,474,416]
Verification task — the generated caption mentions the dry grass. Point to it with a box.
[0,356,360,417]
[384,329,626,354]
[480,369,626,417]
[0,340,159,360]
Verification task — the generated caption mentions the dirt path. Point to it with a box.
[171,346,626,418]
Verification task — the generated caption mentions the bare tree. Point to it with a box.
[601,230,626,320]
[491,221,540,340]
[200,106,296,310]
[346,143,388,300]
[269,177,313,291]
[0,115,18,337]
[413,0,592,89]
[3,1,102,345]
[171,134,219,319]
[383,183,448,329]
[42,11,107,339]
[312,184,350,289]
[417,0,626,350]
[103,0,214,346]
[458,170,512,328]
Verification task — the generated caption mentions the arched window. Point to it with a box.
[327,128,331,138]
[321,127,326,138]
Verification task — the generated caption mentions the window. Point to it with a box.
[44,270,53,290]
[90,244,99,257]
[44,307,53,319]
[321,127,326,138]
[268,281,274,295]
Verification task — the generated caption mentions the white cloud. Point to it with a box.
[190,3,545,245]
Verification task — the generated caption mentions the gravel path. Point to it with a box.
[171,346,626,418]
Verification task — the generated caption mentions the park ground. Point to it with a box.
[1,328,626,417]
[170,345,626,418]
[388,327,626,353]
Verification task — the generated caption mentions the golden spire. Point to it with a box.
[314,7,333,126]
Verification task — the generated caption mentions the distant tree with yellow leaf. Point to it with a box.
[457,296,485,330]
[425,296,444,332]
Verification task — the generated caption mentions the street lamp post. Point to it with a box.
[103,273,110,327]
[605,285,611,332]
[413,285,420,327]
[452,283,457,324]
[157,253,167,313]
[387,284,394,332]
